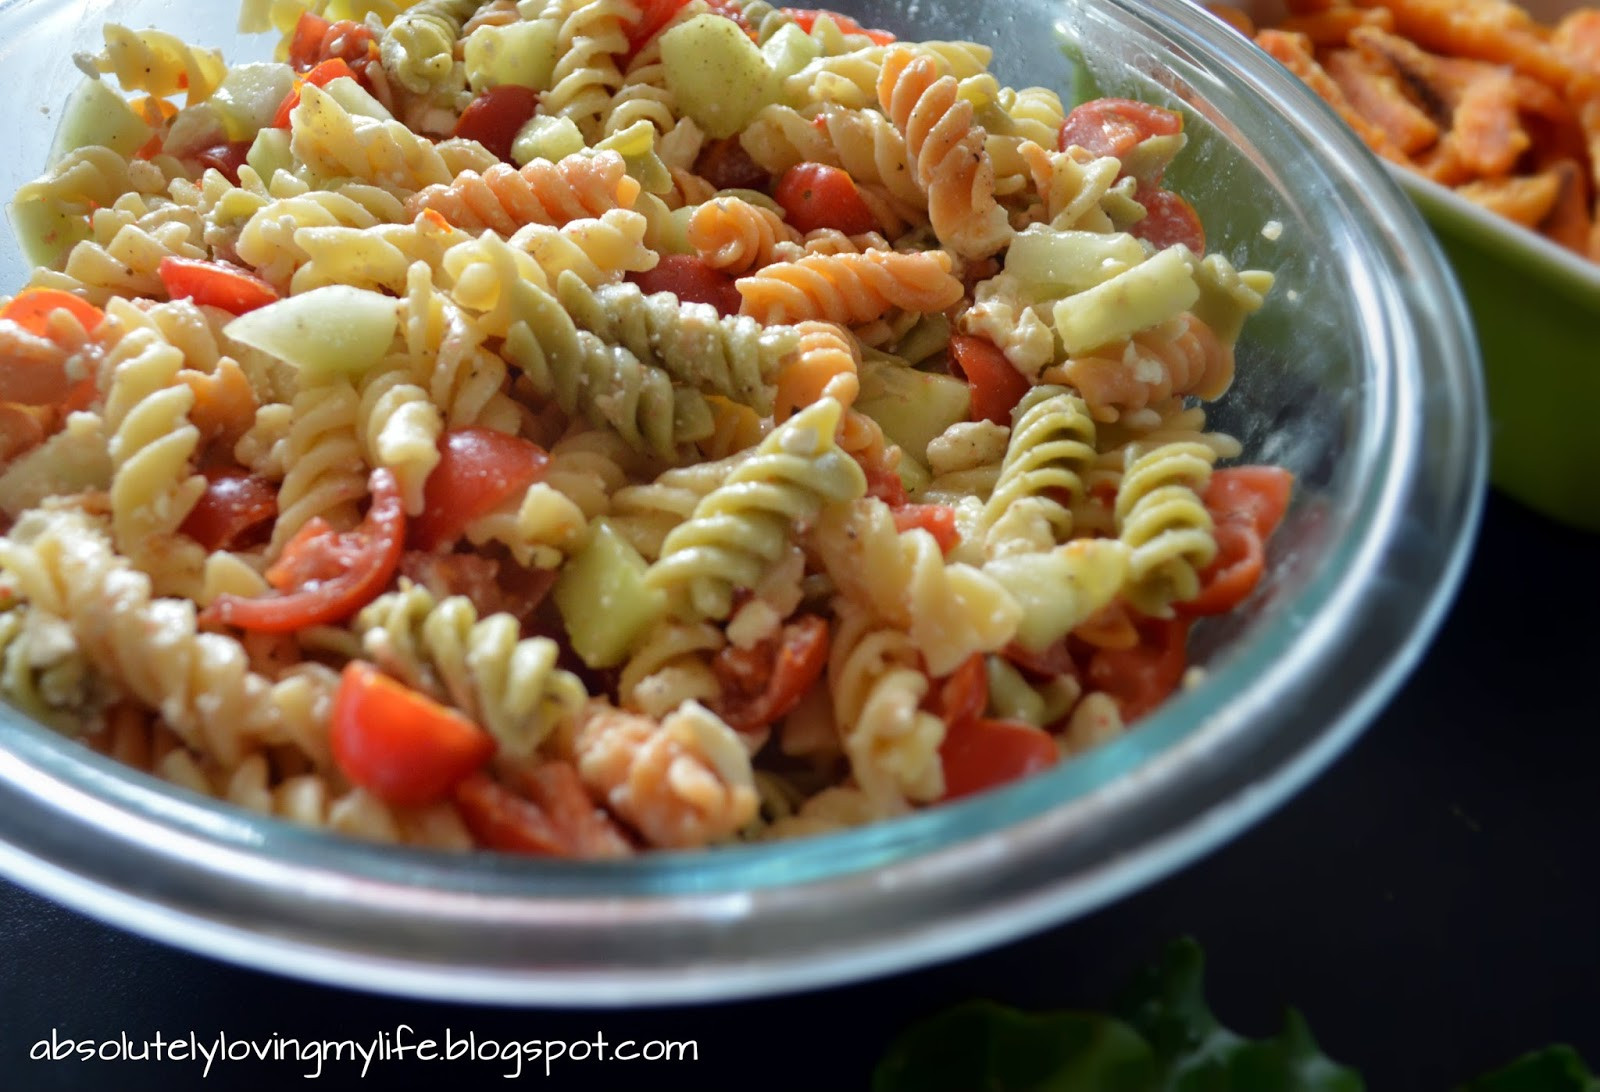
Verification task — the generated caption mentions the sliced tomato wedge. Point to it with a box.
[774,163,880,235]
[859,448,908,507]
[194,141,255,186]
[158,257,280,315]
[1202,465,1294,539]
[1058,97,1184,164]
[201,468,405,633]
[936,653,988,730]
[410,429,550,552]
[178,467,278,551]
[629,255,743,317]
[332,661,495,807]
[627,0,695,56]
[781,8,896,44]
[949,333,1030,426]
[1085,616,1191,722]
[454,84,541,162]
[715,615,829,732]
[694,136,770,192]
[287,11,334,71]
[1179,520,1265,617]
[1002,638,1079,678]
[455,764,634,857]
[272,57,359,128]
[1130,187,1205,253]
[892,503,960,554]
[939,717,1059,801]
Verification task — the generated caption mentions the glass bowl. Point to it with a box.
[0,0,1484,1004]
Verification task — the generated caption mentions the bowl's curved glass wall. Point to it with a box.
[0,0,1483,1002]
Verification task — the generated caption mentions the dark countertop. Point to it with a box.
[1,490,1596,1091]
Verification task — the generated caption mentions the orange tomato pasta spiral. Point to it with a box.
[875,45,1013,259]
[687,196,803,274]
[402,151,641,235]
[1044,313,1235,424]
[774,320,861,419]
[736,249,964,325]
[571,699,758,849]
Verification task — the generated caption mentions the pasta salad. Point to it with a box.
[0,0,1292,856]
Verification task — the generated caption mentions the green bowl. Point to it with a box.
[1400,173,1600,533]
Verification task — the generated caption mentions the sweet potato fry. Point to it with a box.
[1512,74,1573,122]
[1449,69,1531,176]
[1537,159,1594,255]
[1552,9,1600,81]
[1256,29,1412,162]
[1324,48,1441,154]
[1415,140,1475,187]
[1281,7,1395,48]
[1350,25,1453,121]
[1354,0,1572,87]
[1260,1,1600,262]
[1456,171,1563,228]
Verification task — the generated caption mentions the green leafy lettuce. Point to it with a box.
[872,939,1597,1092]
[873,939,1362,1092]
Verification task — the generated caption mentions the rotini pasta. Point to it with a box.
[379,0,480,96]
[736,249,965,325]
[76,24,229,107]
[357,581,587,756]
[543,0,634,139]
[405,149,641,234]
[877,45,1013,258]
[645,397,866,620]
[0,0,1289,856]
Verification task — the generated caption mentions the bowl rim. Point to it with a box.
[0,0,1487,1004]
[1395,169,1600,306]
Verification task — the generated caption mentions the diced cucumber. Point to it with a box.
[761,23,821,82]
[246,126,294,182]
[165,104,228,159]
[1051,245,1199,354]
[984,541,1129,652]
[1004,225,1148,296]
[594,120,670,195]
[49,77,151,161]
[512,115,585,166]
[224,286,398,381]
[464,19,560,93]
[211,62,297,139]
[895,451,932,495]
[8,195,90,271]
[554,519,668,669]
[661,14,778,139]
[655,201,695,255]
[855,355,971,464]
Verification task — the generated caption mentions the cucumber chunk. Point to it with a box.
[661,14,778,139]
[554,520,668,669]
[224,286,398,381]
